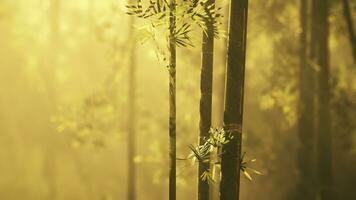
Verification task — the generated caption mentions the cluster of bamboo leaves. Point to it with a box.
[188,127,229,183]
[188,127,262,183]
[126,0,223,66]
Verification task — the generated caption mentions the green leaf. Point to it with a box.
[242,170,253,181]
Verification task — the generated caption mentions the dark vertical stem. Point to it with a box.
[127,16,136,200]
[168,0,176,199]
[210,6,229,199]
[198,1,215,200]
[216,4,229,127]
[342,0,356,63]
[310,0,318,60]
[296,0,317,199]
[219,0,248,200]
[316,0,332,199]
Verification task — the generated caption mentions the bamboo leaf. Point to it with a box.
[243,170,253,181]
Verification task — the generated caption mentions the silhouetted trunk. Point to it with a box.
[315,0,332,199]
[296,0,317,199]
[210,5,229,199]
[168,0,176,199]
[342,0,355,63]
[219,0,248,200]
[210,42,225,200]
[216,3,229,127]
[127,16,136,200]
[198,1,215,200]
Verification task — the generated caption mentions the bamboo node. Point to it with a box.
[224,123,242,134]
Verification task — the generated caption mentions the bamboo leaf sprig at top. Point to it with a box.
[126,0,223,65]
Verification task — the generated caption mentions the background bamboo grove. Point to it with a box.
[0,0,355,200]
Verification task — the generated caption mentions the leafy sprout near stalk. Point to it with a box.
[240,152,263,181]
[185,127,263,183]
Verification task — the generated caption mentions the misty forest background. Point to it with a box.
[0,0,355,200]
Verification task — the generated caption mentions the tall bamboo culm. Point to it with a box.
[219,0,249,200]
